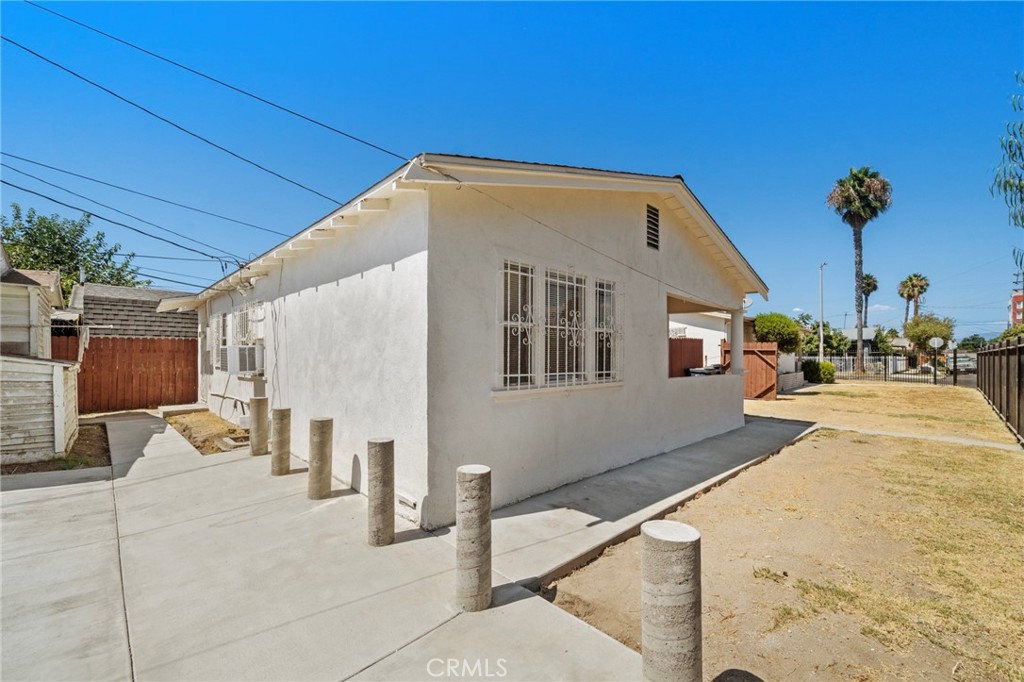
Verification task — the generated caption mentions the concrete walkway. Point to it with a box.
[1,413,811,681]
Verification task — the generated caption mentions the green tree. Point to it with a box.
[861,273,878,327]
[826,167,893,372]
[801,320,851,356]
[958,334,988,350]
[897,273,929,324]
[873,325,895,354]
[904,313,955,352]
[992,72,1024,230]
[753,312,801,353]
[994,323,1024,343]
[1,203,147,299]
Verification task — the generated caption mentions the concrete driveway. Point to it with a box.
[2,412,810,681]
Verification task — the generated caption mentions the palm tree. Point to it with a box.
[898,273,929,323]
[826,167,893,372]
[861,273,878,328]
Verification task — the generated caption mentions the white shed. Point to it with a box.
[0,355,79,463]
[159,154,769,528]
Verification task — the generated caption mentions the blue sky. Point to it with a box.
[2,2,1022,338]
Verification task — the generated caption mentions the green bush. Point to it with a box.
[801,359,822,383]
[753,312,801,353]
[820,361,836,384]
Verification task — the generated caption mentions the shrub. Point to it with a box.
[820,361,836,384]
[754,312,801,353]
[801,359,822,383]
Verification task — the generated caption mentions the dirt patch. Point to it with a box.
[167,411,247,455]
[547,430,1024,681]
[0,423,111,475]
[747,382,1017,445]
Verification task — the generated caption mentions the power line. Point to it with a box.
[25,0,409,163]
[133,272,203,289]
[2,161,242,260]
[1,152,288,237]
[1,179,229,261]
[133,265,219,282]
[112,253,227,262]
[1,35,344,205]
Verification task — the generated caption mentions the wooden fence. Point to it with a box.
[668,338,705,378]
[52,336,198,413]
[977,336,1022,445]
[721,341,778,400]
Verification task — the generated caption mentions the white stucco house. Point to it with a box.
[159,154,768,528]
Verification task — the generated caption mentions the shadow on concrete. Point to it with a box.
[712,670,766,682]
[490,417,814,526]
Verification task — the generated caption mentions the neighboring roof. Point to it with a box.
[73,283,198,338]
[158,153,769,312]
[0,268,63,307]
[891,337,912,348]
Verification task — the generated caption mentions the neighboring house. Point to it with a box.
[668,312,738,366]
[1009,289,1023,326]
[158,153,768,528]
[0,244,63,358]
[0,241,78,463]
[839,327,876,354]
[57,283,200,413]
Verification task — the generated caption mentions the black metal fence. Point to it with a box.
[817,353,970,386]
[977,336,1023,445]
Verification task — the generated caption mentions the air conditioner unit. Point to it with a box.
[226,345,264,376]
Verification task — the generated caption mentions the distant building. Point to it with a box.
[1010,289,1023,326]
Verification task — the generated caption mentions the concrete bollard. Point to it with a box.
[641,520,702,682]
[367,439,395,546]
[307,418,333,500]
[271,408,291,476]
[249,397,269,456]
[455,464,492,612]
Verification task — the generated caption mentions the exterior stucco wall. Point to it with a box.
[199,190,430,513]
[421,184,747,528]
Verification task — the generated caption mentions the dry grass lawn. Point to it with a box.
[549,386,1024,681]
[744,382,1017,446]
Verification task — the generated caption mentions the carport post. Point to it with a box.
[455,465,492,612]
[641,520,702,682]
[307,418,333,500]
[367,438,395,546]
[271,408,291,476]
[250,397,269,456]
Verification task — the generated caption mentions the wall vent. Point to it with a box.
[646,204,660,250]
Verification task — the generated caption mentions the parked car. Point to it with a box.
[948,356,977,374]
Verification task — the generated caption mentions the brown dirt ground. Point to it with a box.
[0,423,111,475]
[166,411,247,455]
[548,388,1024,682]
[744,382,1018,446]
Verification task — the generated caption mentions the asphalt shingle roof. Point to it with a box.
[83,283,198,338]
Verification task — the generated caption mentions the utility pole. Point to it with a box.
[819,262,827,363]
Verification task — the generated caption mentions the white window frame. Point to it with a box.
[496,257,623,392]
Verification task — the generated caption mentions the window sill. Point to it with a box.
[492,381,624,401]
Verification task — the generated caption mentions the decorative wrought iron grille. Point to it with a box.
[594,280,621,382]
[231,300,264,346]
[502,261,535,388]
[545,269,586,385]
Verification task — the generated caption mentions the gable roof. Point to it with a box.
[0,267,63,307]
[158,153,768,312]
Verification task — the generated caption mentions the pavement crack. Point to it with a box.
[109,466,136,682]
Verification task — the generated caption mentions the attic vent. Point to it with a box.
[646,204,660,250]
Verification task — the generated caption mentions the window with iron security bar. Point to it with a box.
[210,313,228,370]
[545,269,587,385]
[594,280,622,382]
[501,261,535,388]
[231,300,265,345]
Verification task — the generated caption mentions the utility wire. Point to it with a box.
[3,237,216,263]
[1,152,287,236]
[133,265,219,282]
[1,179,231,261]
[1,35,344,205]
[2,161,242,260]
[25,0,409,163]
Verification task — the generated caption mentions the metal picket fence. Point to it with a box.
[816,353,962,385]
[977,336,1023,445]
